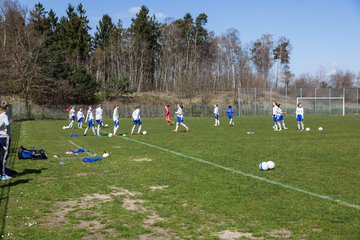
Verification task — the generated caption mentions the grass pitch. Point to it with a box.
[0,115,359,239]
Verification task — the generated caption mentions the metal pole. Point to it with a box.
[238,87,241,117]
[300,88,302,98]
[329,88,331,115]
[254,88,257,116]
[270,88,272,115]
[343,88,345,116]
[314,88,317,115]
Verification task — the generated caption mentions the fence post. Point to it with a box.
[285,85,288,114]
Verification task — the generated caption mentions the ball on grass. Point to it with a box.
[108,133,113,138]
[306,127,311,132]
[318,127,323,131]
[142,131,147,135]
[259,162,269,171]
[266,161,275,170]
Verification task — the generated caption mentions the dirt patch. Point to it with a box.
[81,233,107,240]
[76,220,105,231]
[76,172,94,177]
[149,185,169,191]
[218,230,263,240]
[139,235,171,240]
[143,213,165,225]
[122,198,145,212]
[131,157,152,162]
[266,229,292,238]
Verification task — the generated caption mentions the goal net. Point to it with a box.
[296,97,345,116]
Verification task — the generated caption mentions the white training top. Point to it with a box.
[272,106,278,115]
[276,107,283,117]
[70,108,75,117]
[296,107,304,117]
[86,109,94,120]
[214,106,219,115]
[113,107,119,121]
[95,107,103,120]
[0,112,9,136]
[175,107,183,118]
[77,111,84,120]
[132,109,140,120]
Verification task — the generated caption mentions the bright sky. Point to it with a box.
[20,0,360,76]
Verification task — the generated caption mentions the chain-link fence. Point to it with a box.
[7,88,360,120]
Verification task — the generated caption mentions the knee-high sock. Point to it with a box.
[97,126,101,136]
[137,125,142,134]
[131,125,136,134]
[175,122,179,132]
[181,123,188,129]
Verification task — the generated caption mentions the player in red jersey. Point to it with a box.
[165,105,174,125]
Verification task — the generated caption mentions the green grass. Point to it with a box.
[1,115,359,239]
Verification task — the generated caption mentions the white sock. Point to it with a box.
[92,127,96,135]
[301,123,304,130]
[84,127,88,134]
[181,123,188,129]
[282,122,286,128]
[137,125,142,134]
[69,121,73,128]
[97,127,101,136]
[131,125,136,134]
[278,123,282,130]
[175,123,179,131]
[297,123,300,130]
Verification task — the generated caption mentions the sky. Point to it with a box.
[19,0,360,77]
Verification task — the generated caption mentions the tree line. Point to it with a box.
[0,0,359,106]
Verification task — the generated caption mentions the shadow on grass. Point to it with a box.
[0,179,31,189]
[6,168,47,178]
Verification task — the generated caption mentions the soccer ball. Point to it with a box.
[108,133,113,137]
[62,126,66,130]
[102,152,109,158]
[122,134,126,137]
[259,162,269,171]
[318,127,323,131]
[142,131,147,135]
[104,124,109,127]
[267,161,275,170]
[306,127,311,132]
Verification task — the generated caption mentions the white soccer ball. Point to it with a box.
[318,127,323,131]
[306,127,311,132]
[102,152,109,158]
[142,131,147,135]
[259,162,269,171]
[62,126,66,130]
[122,134,126,137]
[104,124,109,127]
[267,161,275,170]
[108,133,113,138]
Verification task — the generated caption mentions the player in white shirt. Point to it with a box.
[83,106,96,136]
[95,104,103,136]
[131,106,142,135]
[77,108,84,128]
[276,103,288,130]
[113,105,120,136]
[63,106,76,129]
[173,104,189,133]
[214,104,220,126]
[272,102,280,131]
[296,103,304,131]
[0,101,11,180]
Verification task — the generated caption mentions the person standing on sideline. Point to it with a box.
[77,108,84,128]
[165,105,174,125]
[214,104,220,126]
[0,101,12,180]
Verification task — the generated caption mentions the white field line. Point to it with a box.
[68,140,95,157]
[121,136,360,210]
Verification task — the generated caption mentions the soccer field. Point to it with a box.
[1,116,359,239]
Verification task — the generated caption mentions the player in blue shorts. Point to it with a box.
[63,106,75,129]
[84,106,96,136]
[214,104,220,126]
[226,105,234,126]
[77,108,84,128]
[276,103,287,130]
[296,103,304,131]
[95,104,103,136]
[113,105,120,136]
[131,106,142,135]
[173,104,189,133]
[272,102,279,130]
